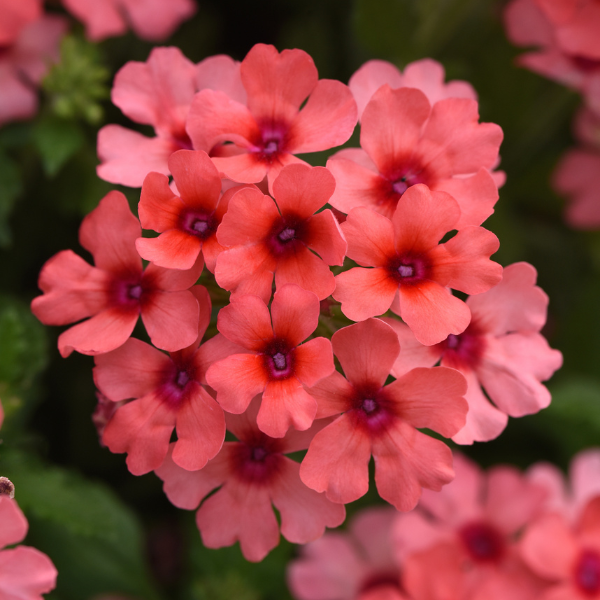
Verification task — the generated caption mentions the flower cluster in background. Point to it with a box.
[504,0,600,228]
[288,449,600,600]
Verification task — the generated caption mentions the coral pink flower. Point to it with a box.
[528,449,600,524]
[215,164,346,302]
[504,0,600,113]
[397,453,548,600]
[0,496,58,599]
[0,0,41,45]
[31,191,201,357]
[288,506,409,600]
[299,318,468,511]
[61,0,196,41]
[94,287,241,475]
[333,185,502,346]
[326,85,503,227]
[206,284,334,438]
[349,58,476,121]
[554,148,600,229]
[385,262,562,443]
[136,150,252,272]
[521,496,600,600]
[155,397,345,562]
[98,50,245,187]
[186,43,357,190]
[0,13,67,126]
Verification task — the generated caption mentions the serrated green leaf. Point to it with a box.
[33,117,85,177]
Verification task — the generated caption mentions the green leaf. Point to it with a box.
[0,151,22,246]
[0,295,48,427]
[0,450,160,600]
[33,116,85,177]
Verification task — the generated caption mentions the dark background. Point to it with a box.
[1,0,598,598]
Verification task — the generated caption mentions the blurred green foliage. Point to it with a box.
[0,0,599,598]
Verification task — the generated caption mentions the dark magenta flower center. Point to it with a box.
[352,386,395,433]
[128,284,143,299]
[231,437,284,485]
[389,254,428,284]
[158,361,196,409]
[180,210,216,240]
[278,227,296,243]
[439,321,486,370]
[176,370,190,388]
[362,398,378,414]
[263,340,295,380]
[574,550,600,596]
[459,521,505,563]
[255,121,288,161]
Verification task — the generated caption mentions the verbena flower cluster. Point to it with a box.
[31,43,563,562]
[288,449,600,600]
[504,0,600,228]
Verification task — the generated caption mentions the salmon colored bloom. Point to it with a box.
[206,284,334,438]
[349,58,476,121]
[397,453,548,600]
[97,49,245,187]
[0,13,67,126]
[384,262,563,443]
[299,319,468,511]
[137,150,253,272]
[333,184,502,346]
[215,164,346,302]
[0,496,58,599]
[61,0,196,41]
[521,496,600,600]
[186,43,357,190]
[528,449,600,524]
[288,506,409,600]
[94,287,242,475]
[326,85,502,227]
[31,191,201,357]
[155,397,345,562]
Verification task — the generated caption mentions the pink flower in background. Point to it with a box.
[299,319,468,511]
[94,287,241,475]
[0,0,41,45]
[186,43,357,190]
[61,0,196,41]
[156,397,345,562]
[215,164,346,302]
[326,85,502,227]
[31,191,202,356]
[398,453,548,600]
[0,13,68,127]
[349,58,476,121]
[333,185,502,346]
[206,284,334,438]
[385,262,562,444]
[528,449,600,524]
[137,150,252,272]
[554,148,600,229]
[288,507,408,600]
[521,496,600,599]
[97,49,245,187]
[504,0,600,113]
[0,496,58,600]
